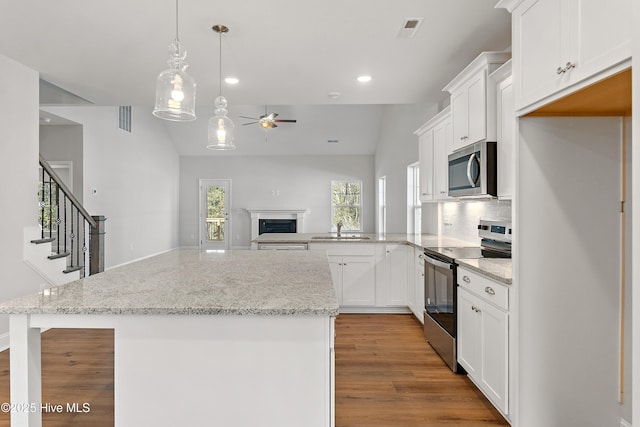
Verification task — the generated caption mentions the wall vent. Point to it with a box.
[119,106,132,133]
[397,18,423,38]
[327,139,339,144]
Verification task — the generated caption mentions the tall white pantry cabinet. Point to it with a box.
[496,0,632,426]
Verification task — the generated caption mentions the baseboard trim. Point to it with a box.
[106,247,178,271]
[0,333,9,352]
[620,418,632,427]
[338,306,412,314]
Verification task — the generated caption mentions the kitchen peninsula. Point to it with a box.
[0,249,338,427]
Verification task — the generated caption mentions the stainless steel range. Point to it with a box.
[423,219,511,372]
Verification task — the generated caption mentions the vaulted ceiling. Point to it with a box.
[2,0,511,155]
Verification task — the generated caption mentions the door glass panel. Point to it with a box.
[206,185,225,242]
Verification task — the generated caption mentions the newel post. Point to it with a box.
[90,215,107,275]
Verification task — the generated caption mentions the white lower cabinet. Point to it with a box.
[457,267,509,416]
[382,244,408,306]
[328,255,375,306]
[412,248,425,323]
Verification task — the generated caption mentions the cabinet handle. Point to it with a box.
[565,61,576,71]
[484,286,496,295]
[418,254,424,260]
[421,273,425,277]
[462,275,471,283]
[440,191,446,194]
[556,66,566,74]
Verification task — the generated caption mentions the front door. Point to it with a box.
[200,179,231,250]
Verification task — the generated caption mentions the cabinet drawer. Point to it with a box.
[308,243,376,256]
[457,267,508,310]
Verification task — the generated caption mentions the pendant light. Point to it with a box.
[152,0,196,121]
[206,25,235,150]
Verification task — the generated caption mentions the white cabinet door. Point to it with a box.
[384,245,407,306]
[433,117,452,200]
[570,0,631,85]
[496,75,514,199]
[480,301,509,415]
[466,72,488,145]
[327,255,343,306]
[341,256,376,306]
[418,129,434,202]
[414,251,425,323]
[457,287,481,376]
[450,89,468,153]
[512,0,631,110]
[513,0,566,110]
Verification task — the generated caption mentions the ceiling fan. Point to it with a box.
[240,107,297,129]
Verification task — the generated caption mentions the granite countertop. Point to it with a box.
[254,232,474,249]
[456,258,512,285]
[0,249,339,316]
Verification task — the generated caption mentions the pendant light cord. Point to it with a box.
[175,0,180,42]
[218,30,222,97]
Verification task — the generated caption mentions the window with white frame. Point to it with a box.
[407,163,421,234]
[331,180,362,231]
[377,176,386,234]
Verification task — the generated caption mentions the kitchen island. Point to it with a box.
[0,249,338,427]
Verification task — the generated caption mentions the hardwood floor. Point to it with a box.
[335,314,509,427]
[0,314,508,426]
[0,328,114,427]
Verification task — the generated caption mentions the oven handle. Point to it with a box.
[423,254,453,270]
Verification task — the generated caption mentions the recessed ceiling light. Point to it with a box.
[225,77,239,85]
[357,75,372,83]
[328,92,341,99]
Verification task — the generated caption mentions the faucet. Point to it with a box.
[336,221,343,237]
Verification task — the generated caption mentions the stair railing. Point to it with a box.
[37,155,105,278]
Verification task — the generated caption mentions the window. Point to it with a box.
[331,180,362,231]
[407,163,421,234]
[377,176,386,234]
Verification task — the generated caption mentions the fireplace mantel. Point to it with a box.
[246,209,309,241]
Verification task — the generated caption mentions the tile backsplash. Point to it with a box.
[439,199,512,245]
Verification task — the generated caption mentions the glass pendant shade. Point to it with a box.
[153,41,197,121]
[207,96,235,150]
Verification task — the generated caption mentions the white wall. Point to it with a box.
[0,55,45,335]
[39,124,83,203]
[42,106,180,268]
[374,103,437,233]
[179,155,374,248]
[517,117,624,427]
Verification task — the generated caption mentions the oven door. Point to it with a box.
[424,254,455,337]
[448,144,483,197]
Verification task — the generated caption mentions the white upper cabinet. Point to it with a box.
[443,51,511,153]
[417,128,434,202]
[491,61,515,200]
[415,107,452,202]
[500,0,631,112]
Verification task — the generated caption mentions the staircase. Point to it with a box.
[26,156,105,284]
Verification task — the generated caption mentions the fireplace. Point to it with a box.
[246,209,309,244]
[259,219,297,234]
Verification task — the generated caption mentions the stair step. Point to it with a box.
[63,266,83,274]
[48,252,70,260]
[31,238,55,244]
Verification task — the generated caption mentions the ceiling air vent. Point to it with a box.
[327,139,339,144]
[397,18,423,38]
[119,106,132,133]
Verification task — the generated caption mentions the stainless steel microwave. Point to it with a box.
[448,141,497,197]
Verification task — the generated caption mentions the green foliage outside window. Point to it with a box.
[206,186,225,241]
[332,181,362,231]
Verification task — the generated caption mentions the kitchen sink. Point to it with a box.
[311,236,371,240]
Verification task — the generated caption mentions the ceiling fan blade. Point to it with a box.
[239,115,259,120]
[242,122,258,126]
[274,119,297,123]
[271,123,278,128]
[265,112,277,121]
